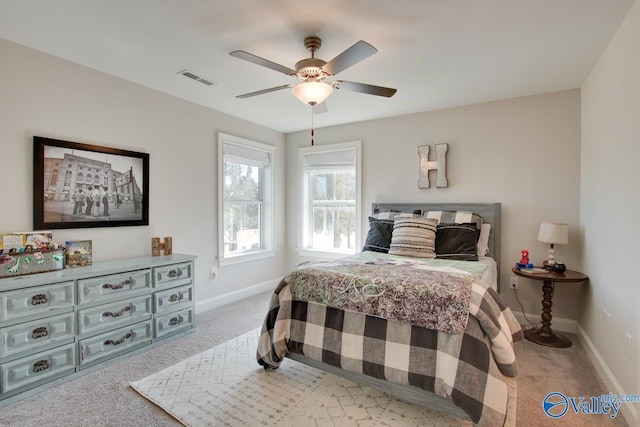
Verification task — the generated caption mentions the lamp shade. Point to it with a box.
[537,222,569,245]
[292,82,333,105]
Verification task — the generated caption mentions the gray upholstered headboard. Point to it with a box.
[371,202,502,290]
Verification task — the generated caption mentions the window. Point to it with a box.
[299,141,361,256]
[64,170,72,186]
[218,133,275,265]
[49,169,58,186]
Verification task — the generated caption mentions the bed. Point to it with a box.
[257,202,522,426]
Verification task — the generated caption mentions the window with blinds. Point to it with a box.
[218,133,275,264]
[298,141,361,255]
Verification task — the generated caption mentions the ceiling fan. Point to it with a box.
[229,36,397,108]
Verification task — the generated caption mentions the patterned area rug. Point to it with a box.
[130,329,488,426]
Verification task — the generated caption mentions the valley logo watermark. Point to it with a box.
[543,391,639,419]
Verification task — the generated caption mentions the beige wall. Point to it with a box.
[0,38,288,306]
[286,89,583,320]
[581,0,640,421]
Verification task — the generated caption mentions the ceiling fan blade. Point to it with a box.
[313,101,328,114]
[334,80,397,97]
[322,41,378,76]
[229,50,296,75]
[236,84,293,99]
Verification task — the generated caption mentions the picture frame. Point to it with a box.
[65,240,93,268]
[33,136,149,229]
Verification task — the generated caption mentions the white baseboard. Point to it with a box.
[512,311,577,333]
[576,324,638,426]
[195,278,278,314]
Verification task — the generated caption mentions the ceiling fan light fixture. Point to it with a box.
[292,81,333,105]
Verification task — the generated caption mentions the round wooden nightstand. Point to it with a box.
[512,267,588,348]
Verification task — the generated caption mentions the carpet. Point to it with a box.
[130,328,502,426]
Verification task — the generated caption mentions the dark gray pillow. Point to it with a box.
[425,211,483,237]
[435,222,479,261]
[362,217,394,253]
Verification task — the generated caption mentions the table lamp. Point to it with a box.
[537,222,568,268]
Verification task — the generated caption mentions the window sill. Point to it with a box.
[297,248,356,260]
[218,249,276,267]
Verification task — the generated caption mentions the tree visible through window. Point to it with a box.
[300,141,361,254]
[310,170,356,250]
[218,133,275,264]
[223,161,261,254]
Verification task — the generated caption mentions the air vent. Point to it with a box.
[177,69,217,87]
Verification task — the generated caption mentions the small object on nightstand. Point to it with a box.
[553,262,567,273]
[515,249,534,269]
[519,267,547,273]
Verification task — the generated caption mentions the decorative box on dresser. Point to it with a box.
[0,253,196,407]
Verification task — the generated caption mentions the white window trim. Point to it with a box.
[219,249,276,266]
[218,132,276,267]
[297,140,361,258]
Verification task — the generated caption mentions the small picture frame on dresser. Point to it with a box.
[65,240,93,268]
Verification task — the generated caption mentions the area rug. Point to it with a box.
[130,328,510,426]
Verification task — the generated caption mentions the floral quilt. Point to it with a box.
[285,252,487,334]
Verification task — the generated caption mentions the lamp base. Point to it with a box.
[543,245,556,269]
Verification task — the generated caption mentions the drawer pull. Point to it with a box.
[33,359,50,373]
[31,294,49,305]
[32,326,50,339]
[102,279,132,290]
[103,305,132,318]
[104,332,132,346]
[168,293,183,303]
[167,269,183,279]
[169,316,182,326]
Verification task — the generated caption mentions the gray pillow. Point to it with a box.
[435,223,479,261]
[362,217,394,253]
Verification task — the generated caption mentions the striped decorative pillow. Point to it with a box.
[388,217,438,258]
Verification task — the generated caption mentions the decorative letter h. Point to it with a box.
[418,143,448,188]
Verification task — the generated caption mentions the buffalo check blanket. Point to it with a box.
[257,256,523,426]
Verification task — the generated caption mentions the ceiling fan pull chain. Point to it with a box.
[311,105,315,146]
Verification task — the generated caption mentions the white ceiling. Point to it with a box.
[0,0,634,133]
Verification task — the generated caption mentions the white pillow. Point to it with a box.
[477,223,491,257]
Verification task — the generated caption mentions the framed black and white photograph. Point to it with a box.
[33,136,149,229]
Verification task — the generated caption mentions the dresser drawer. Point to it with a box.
[153,285,193,316]
[78,320,152,368]
[153,262,192,289]
[1,312,75,359]
[77,295,152,336]
[1,343,75,394]
[78,270,151,305]
[0,282,74,324]
[154,307,194,340]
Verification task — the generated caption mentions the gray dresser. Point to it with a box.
[0,253,196,406]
